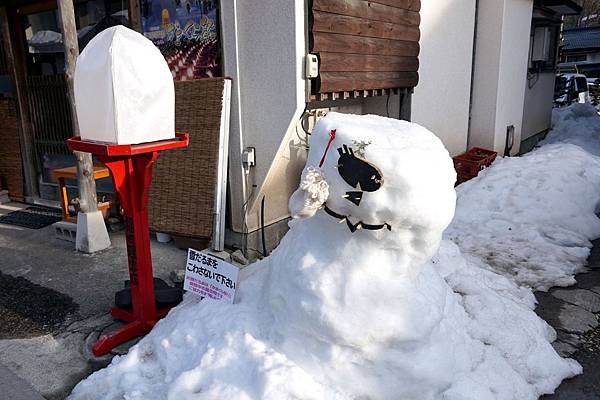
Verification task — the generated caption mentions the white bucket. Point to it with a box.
[156,232,172,243]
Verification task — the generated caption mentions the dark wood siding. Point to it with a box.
[310,0,420,98]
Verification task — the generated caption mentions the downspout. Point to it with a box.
[466,0,480,149]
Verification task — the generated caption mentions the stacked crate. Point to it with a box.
[453,147,497,185]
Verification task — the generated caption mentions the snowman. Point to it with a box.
[264,112,472,398]
[69,113,579,400]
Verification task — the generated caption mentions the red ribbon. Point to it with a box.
[319,129,336,168]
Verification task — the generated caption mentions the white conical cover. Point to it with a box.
[74,25,175,144]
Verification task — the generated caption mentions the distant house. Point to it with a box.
[414,0,582,158]
[559,26,600,78]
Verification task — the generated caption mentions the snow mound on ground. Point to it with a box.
[541,103,600,156]
[69,114,580,400]
[447,144,600,291]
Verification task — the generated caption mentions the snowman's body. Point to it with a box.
[69,113,579,400]
[264,214,473,399]
[265,113,471,398]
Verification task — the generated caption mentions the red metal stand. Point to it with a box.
[67,133,189,356]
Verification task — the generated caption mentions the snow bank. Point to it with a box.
[447,108,600,290]
[541,103,600,156]
[69,114,581,400]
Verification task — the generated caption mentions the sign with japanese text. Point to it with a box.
[141,0,221,80]
[184,248,238,303]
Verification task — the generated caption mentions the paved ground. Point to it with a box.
[0,202,187,399]
[0,363,44,400]
[539,240,600,399]
[1,200,600,399]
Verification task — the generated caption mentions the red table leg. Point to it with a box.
[66,134,189,357]
[91,152,170,357]
[92,321,144,356]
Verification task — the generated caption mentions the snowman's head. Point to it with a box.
[290,112,456,246]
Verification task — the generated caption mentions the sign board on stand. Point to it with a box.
[184,248,239,304]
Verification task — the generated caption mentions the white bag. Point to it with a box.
[74,26,175,145]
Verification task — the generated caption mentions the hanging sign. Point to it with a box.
[184,248,239,303]
[141,0,221,80]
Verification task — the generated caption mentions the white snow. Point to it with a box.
[68,111,596,400]
[447,143,600,290]
[541,103,600,156]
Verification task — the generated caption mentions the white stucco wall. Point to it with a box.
[469,0,533,155]
[411,0,476,156]
[221,0,308,232]
[521,72,555,141]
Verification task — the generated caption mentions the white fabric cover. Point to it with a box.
[74,26,175,144]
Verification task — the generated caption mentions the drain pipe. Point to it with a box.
[466,0,480,149]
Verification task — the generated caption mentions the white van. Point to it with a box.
[554,73,591,106]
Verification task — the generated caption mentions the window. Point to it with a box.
[566,54,587,63]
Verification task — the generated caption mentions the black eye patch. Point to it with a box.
[337,145,383,193]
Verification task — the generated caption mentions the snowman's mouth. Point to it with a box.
[323,205,392,233]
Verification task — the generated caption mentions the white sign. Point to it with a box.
[184,248,239,304]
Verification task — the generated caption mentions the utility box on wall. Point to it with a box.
[532,26,552,62]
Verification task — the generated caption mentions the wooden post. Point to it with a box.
[129,0,142,32]
[57,0,110,252]
[0,6,39,199]
[56,0,98,214]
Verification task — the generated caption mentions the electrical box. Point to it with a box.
[242,147,256,168]
[532,27,552,62]
[305,54,319,79]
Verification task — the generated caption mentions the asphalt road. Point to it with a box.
[541,242,600,400]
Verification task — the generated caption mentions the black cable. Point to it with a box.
[261,196,268,257]
[241,171,256,258]
[300,103,312,136]
[386,92,391,118]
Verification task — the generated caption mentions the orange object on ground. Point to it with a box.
[51,165,112,222]
[453,147,498,185]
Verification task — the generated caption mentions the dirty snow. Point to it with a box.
[69,113,584,400]
[447,103,600,291]
[447,143,600,290]
[541,103,600,156]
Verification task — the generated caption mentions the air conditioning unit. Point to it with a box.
[532,27,552,62]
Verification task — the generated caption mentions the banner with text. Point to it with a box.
[184,248,238,304]
[141,0,221,80]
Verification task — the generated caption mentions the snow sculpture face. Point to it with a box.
[290,112,457,254]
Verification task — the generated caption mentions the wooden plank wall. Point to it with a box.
[310,0,420,97]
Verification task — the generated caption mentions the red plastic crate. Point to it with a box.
[453,147,497,184]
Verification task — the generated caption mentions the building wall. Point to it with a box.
[468,0,504,151]
[0,98,24,200]
[411,0,477,156]
[469,0,533,155]
[221,0,308,233]
[521,72,555,141]
[585,51,600,63]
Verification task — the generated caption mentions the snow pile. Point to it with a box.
[69,114,580,400]
[448,131,600,290]
[541,103,600,156]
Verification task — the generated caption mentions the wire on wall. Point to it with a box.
[386,91,391,118]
